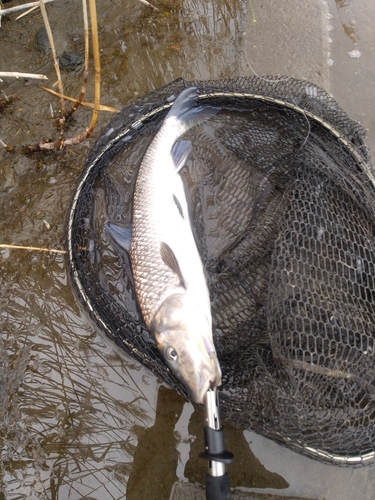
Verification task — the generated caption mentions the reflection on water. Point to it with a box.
[1,253,158,499]
[1,246,288,498]
[98,0,251,96]
[126,386,184,500]
[334,0,350,9]
[333,0,358,43]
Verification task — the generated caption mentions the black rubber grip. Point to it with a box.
[206,472,231,500]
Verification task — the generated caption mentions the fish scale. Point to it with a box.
[131,136,199,326]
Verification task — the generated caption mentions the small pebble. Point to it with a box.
[348,49,361,58]
[58,51,84,73]
[35,26,68,56]
[0,248,10,261]
[35,27,50,55]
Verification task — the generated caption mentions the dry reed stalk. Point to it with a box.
[0,138,13,151]
[138,0,158,11]
[0,0,55,23]
[38,0,65,145]
[0,244,66,254]
[16,5,39,20]
[24,0,102,152]
[63,0,89,119]
[39,86,120,113]
[0,71,48,80]
[86,0,100,136]
[59,0,101,147]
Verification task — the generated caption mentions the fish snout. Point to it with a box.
[192,353,222,405]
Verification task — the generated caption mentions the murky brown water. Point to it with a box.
[1,0,375,499]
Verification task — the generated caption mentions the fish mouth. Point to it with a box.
[191,353,222,405]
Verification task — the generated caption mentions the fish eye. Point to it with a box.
[165,347,178,361]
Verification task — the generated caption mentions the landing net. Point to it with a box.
[67,76,375,466]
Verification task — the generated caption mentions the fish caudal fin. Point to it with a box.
[166,87,219,135]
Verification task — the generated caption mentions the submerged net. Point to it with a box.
[66,76,375,466]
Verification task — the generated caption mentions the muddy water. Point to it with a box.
[1,1,375,499]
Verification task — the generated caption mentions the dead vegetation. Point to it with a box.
[0,0,157,153]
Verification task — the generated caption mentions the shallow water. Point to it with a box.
[1,0,375,499]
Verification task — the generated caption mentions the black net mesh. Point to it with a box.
[66,76,375,466]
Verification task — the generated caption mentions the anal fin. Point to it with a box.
[105,222,132,252]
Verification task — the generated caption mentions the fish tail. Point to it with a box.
[166,87,218,135]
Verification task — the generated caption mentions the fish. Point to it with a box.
[106,87,222,404]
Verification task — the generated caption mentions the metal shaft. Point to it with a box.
[204,388,226,477]
[201,388,233,499]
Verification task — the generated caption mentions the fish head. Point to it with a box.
[151,293,222,404]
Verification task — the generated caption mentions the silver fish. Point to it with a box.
[106,87,222,404]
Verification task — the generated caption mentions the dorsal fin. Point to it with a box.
[160,241,186,288]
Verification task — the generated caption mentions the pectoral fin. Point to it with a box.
[171,140,192,173]
[160,241,186,288]
[105,222,132,252]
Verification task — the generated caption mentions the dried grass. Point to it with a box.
[1,0,159,152]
